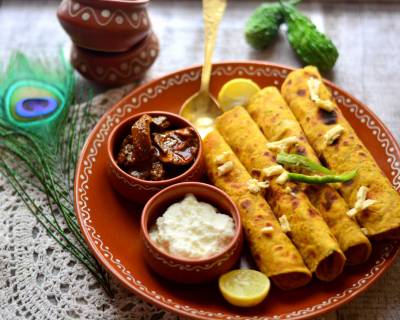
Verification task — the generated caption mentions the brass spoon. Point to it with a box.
[179,0,227,138]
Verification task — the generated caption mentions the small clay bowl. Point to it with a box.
[57,0,151,52]
[140,182,244,284]
[107,111,204,204]
[71,31,159,87]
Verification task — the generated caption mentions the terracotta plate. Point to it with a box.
[74,62,400,320]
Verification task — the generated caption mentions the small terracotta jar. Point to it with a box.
[57,0,151,52]
[71,31,159,86]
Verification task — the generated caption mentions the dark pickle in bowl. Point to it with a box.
[116,114,199,181]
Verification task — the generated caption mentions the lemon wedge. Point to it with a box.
[218,269,270,307]
[217,78,260,112]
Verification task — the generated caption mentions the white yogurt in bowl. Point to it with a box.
[149,193,236,260]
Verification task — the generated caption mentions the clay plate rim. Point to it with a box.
[74,61,400,320]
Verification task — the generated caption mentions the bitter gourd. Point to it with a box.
[281,3,339,70]
[244,3,284,50]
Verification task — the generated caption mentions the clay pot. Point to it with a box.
[140,182,244,284]
[70,31,159,86]
[107,111,205,204]
[57,0,151,52]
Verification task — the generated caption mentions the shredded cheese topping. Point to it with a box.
[217,161,234,177]
[261,226,274,235]
[347,208,358,218]
[215,152,230,165]
[279,215,291,233]
[307,78,335,112]
[276,171,289,185]
[247,179,270,194]
[361,228,369,236]
[347,186,376,218]
[266,136,300,153]
[262,165,285,177]
[324,125,345,146]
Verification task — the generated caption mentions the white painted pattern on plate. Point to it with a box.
[77,64,399,319]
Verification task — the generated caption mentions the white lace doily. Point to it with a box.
[0,85,179,320]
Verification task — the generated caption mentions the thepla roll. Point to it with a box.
[204,130,312,289]
[281,66,400,239]
[247,86,371,265]
[215,106,346,281]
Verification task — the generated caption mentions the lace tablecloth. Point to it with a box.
[2,1,400,319]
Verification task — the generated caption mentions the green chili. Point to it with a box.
[287,170,357,184]
[277,152,332,174]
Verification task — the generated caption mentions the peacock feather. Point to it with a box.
[0,52,113,296]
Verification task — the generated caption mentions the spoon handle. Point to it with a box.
[200,0,227,93]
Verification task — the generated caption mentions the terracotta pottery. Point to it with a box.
[107,111,204,204]
[57,0,151,52]
[75,62,400,319]
[140,182,243,284]
[70,31,159,86]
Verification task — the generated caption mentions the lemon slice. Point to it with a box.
[217,78,260,112]
[218,269,270,307]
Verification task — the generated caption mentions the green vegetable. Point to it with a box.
[277,153,356,184]
[287,170,357,184]
[245,3,284,50]
[281,3,339,70]
[245,1,301,50]
[277,152,332,174]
